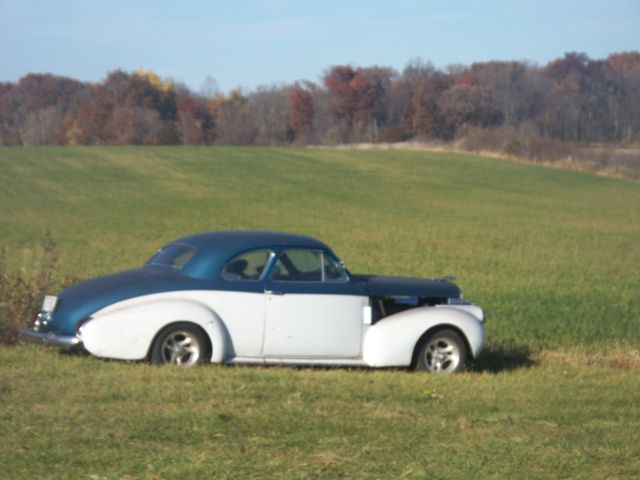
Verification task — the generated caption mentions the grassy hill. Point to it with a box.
[1,146,639,478]
[1,146,638,350]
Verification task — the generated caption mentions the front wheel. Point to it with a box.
[151,323,209,367]
[415,329,467,374]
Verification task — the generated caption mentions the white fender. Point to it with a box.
[79,297,228,362]
[363,305,484,367]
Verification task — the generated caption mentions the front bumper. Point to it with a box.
[19,329,81,350]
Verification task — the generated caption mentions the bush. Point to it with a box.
[574,145,640,178]
[454,125,640,177]
[0,232,62,344]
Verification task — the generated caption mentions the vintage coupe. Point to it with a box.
[21,231,485,373]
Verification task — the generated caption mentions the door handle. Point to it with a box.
[264,289,284,295]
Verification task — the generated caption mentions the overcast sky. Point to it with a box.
[2,0,639,93]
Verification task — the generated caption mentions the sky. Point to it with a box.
[1,0,639,93]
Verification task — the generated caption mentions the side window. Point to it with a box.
[270,249,349,282]
[221,250,272,281]
[323,254,349,282]
[271,249,322,282]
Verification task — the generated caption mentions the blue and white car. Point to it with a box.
[21,231,485,373]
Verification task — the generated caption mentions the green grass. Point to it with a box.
[1,346,639,479]
[1,146,639,478]
[1,146,638,350]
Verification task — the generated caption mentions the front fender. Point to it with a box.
[363,306,484,367]
[79,296,229,362]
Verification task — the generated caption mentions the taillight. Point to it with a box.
[33,311,51,331]
[75,317,91,333]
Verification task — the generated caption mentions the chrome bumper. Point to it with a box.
[19,329,81,350]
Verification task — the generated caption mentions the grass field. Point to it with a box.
[1,146,639,478]
[1,146,639,350]
[1,345,639,479]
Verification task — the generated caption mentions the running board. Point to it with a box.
[225,356,368,367]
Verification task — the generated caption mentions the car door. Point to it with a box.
[202,249,273,357]
[262,248,369,358]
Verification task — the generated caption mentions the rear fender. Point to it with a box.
[79,297,229,362]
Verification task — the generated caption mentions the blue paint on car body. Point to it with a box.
[359,275,460,298]
[38,231,462,337]
[47,268,208,336]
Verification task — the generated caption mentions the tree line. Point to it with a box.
[1,51,639,147]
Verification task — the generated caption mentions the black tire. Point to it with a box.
[414,329,468,374]
[150,322,209,367]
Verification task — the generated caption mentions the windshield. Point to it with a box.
[146,243,196,269]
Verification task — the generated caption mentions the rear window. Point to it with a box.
[146,243,196,269]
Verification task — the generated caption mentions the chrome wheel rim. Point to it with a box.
[160,330,200,366]
[424,337,460,373]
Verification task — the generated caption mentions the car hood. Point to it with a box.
[354,274,461,298]
[47,267,206,336]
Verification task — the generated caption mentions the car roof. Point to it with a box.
[171,231,332,281]
[175,230,329,252]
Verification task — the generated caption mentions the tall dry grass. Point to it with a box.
[0,232,62,344]
[455,125,640,178]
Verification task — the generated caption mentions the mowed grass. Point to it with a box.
[1,146,638,350]
[1,346,639,479]
[1,147,639,478]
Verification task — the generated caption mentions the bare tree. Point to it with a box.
[21,106,64,145]
[109,107,163,145]
[2,52,639,147]
[199,75,220,99]
[212,89,258,145]
[247,86,291,145]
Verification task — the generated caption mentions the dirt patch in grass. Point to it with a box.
[534,347,640,370]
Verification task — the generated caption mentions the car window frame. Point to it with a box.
[270,248,350,283]
[322,251,351,283]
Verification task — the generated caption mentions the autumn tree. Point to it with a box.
[0,74,85,145]
[209,89,258,145]
[246,86,292,145]
[174,84,213,144]
[437,84,501,139]
[323,65,394,142]
[470,61,529,127]
[323,66,357,141]
[605,52,640,142]
[2,51,639,146]
[390,60,454,140]
[64,70,179,145]
[288,82,314,142]
[0,83,20,145]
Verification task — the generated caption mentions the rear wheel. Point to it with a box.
[151,323,209,367]
[415,329,467,374]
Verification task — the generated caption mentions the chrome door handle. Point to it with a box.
[264,289,284,295]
